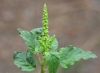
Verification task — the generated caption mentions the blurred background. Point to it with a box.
[0,0,100,73]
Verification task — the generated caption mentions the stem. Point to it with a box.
[37,53,45,73]
[41,52,46,73]
[41,63,44,73]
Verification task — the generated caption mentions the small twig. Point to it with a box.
[45,68,48,71]
[37,53,41,64]
[36,67,39,73]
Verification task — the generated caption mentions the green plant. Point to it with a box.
[13,4,97,73]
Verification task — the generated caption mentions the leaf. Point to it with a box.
[17,28,41,53]
[31,28,42,39]
[45,52,60,73]
[59,45,97,68]
[31,28,42,33]
[49,38,58,51]
[13,51,36,72]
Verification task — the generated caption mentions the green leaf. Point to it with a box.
[49,38,58,51]
[45,52,60,73]
[31,28,42,39]
[13,51,36,72]
[59,45,97,68]
[17,28,42,53]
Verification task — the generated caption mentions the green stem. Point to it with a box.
[40,52,46,73]
[41,63,44,73]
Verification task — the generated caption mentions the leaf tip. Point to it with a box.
[92,55,97,59]
[17,28,22,34]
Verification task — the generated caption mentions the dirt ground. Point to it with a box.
[0,0,100,73]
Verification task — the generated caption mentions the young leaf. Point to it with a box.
[13,51,36,72]
[45,52,60,73]
[59,45,97,68]
[17,28,41,53]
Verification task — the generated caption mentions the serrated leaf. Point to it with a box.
[17,28,42,53]
[13,51,36,72]
[45,52,60,73]
[59,45,97,68]
[49,38,58,51]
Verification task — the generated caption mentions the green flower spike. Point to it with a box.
[39,4,50,51]
[42,4,49,38]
